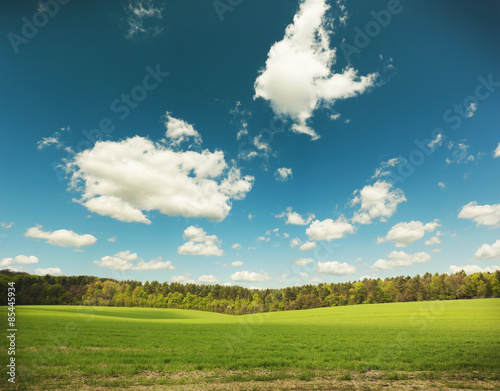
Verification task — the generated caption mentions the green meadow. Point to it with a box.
[3,299,500,390]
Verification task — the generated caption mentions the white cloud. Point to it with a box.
[171,275,196,284]
[351,180,406,224]
[94,251,137,272]
[494,143,500,158]
[424,231,442,246]
[306,216,355,241]
[34,267,63,276]
[300,272,309,277]
[164,113,202,146]
[198,275,220,284]
[37,126,70,150]
[93,250,172,272]
[254,0,377,139]
[371,157,403,179]
[0,221,14,229]
[67,136,253,224]
[108,236,117,243]
[427,133,444,151]
[290,237,302,248]
[125,0,163,39]
[466,102,477,118]
[232,243,242,250]
[458,202,500,227]
[276,207,315,225]
[309,277,323,284]
[178,226,224,256]
[275,167,293,182]
[449,265,500,275]
[133,257,175,271]
[295,257,314,266]
[248,213,254,220]
[0,255,39,267]
[317,261,356,275]
[438,182,446,190]
[377,220,440,247]
[300,241,317,250]
[231,261,244,267]
[257,236,270,242]
[283,232,290,238]
[25,225,97,248]
[446,141,477,164]
[474,240,500,260]
[230,271,272,282]
[373,251,431,270]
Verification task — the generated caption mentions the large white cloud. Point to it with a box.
[164,113,202,146]
[474,240,500,260]
[254,0,377,139]
[306,217,355,241]
[34,267,63,276]
[351,180,406,224]
[373,251,431,270]
[458,202,500,227]
[67,136,253,224]
[377,220,440,247]
[230,271,272,282]
[1,255,39,267]
[449,265,500,274]
[94,251,174,272]
[276,207,315,225]
[317,261,356,275]
[177,226,224,256]
[25,225,97,248]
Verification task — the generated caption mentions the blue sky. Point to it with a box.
[1,0,499,288]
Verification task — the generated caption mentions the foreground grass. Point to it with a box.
[2,299,499,389]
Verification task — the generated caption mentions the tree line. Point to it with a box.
[1,269,499,315]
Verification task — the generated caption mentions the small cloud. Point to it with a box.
[276,207,315,225]
[299,241,317,251]
[231,261,244,267]
[295,258,314,266]
[178,226,224,256]
[248,213,254,221]
[372,251,431,270]
[494,143,500,158]
[449,264,500,275]
[466,102,477,118]
[317,261,356,276]
[107,236,117,243]
[163,113,202,146]
[197,275,220,284]
[306,217,355,241]
[34,267,63,276]
[230,271,272,282]
[427,133,444,151]
[274,167,293,182]
[257,236,270,242]
[290,237,302,248]
[474,240,500,260]
[378,220,440,247]
[458,202,500,227]
[125,0,164,39]
[438,182,446,190]
[0,221,14,229]
[232,243,242,250]
[25,225,97,248]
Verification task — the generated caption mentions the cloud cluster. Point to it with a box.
[373,251,431,270]
[94,250,175,272]
[306,217,355,241]
[25,225,97,248]
[377,220,440,247]
[276,207,315,225]
[449,265,500,275]
[230,271,272,282]
[0,255,39,268]
[126,0,163,39]
[458,202,500,227]
[474,240,500,260]
[178,226,224,256]
[254,0,377,139]
[351,180,406,224]
[317,261,356,275]
[67,136,254,224]
[274,167,293,182]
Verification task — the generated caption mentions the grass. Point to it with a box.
[2,299,500,389]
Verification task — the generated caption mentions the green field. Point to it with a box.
[3,299,500,390]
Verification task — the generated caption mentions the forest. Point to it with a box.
[1,269,499,315]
